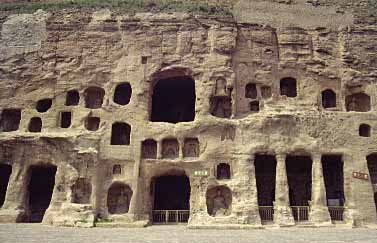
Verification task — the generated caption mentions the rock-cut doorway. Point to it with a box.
[151,175,190,224]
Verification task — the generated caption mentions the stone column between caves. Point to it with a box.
[343,153,356,225]
[128,139,147,221]
[273,153,295,226]
[238,154,262,225]
[0,161,29,222]
[187,176,208,226]
[310,153,331,225]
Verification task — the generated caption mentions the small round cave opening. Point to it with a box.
[150,76,196,123]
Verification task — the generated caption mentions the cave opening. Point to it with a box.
[27,164,57,223]
[151,76,195,123]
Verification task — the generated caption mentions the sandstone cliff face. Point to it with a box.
[0,1,376,228]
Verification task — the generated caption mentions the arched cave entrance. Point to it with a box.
[107,183,133,215]
[151,174,190,223]
[150,76,195,123]
[27,164,57,223]
[321,89,336,109]
[0,164,12,208]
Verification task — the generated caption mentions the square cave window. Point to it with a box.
[111,122,131,145]
[210,96,232,118]
[346,93,371,112]
[36,99,52,113]
[280,77,297,98]
[217,163,231,180]
[245,83,257,99]
[0,109,21,132]
[321,89,336,109]
[183,138,199,158]
[28,117,42,132]
[150,73,195,123]
[66,90,80,106]
[84,87,105,109]
[85,117,100,131]
[141,56,148,64]
[261,86,272,99]
[161,139,179,159]
[60,112,72,128]
[250,101,260,112]
[142,139,157,159]
[113,164,122,175]
[113,83,132,106]
[359,124,371,137]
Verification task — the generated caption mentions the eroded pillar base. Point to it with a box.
[310,205,332,226]
[0,209,27,223]
[274,205,295,227]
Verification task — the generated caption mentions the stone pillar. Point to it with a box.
[128,138,148,223]
[234,155,261,226]
[157,140,162,159]
[273,153,295,226]
[178,138,184,160]
[0,162,29,223]
[310,153,331,225]
[187,176,209,227]
[343,154,356,225]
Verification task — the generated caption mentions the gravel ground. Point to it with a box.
[1,224,377,243]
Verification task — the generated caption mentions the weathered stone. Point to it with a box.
[0,3,377,229]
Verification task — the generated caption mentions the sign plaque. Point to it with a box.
[194,170,209,177]
[352,171,369,180]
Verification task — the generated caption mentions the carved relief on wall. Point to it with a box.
[206,186,232,217]
[261,86,272,99]
[183,138,199,158]
[236,63,250,82]
[107,183,133,215]
[345,93,371,112]
[210,96,232,118]
[113,164,122,175]
[161,139,179,159]
[214,78,228,97]
[210,76,233,118]
[141,139,157,159]
[221,125,236,141]
[71,178,92,204]
[216,163,231,179]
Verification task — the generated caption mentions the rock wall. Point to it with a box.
[0,5,376,228]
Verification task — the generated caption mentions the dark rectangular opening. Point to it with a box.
[0,109,21,132]
[60,112,71,128]
[0,164,12,207]
[255,154,277,206]
[322,155,344,207]
[28,165,57,223]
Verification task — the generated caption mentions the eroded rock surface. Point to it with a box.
[0,3,377,228]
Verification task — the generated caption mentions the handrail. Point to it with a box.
[328,206,344,221]
[152,210,190,224]
[290,206,310,221]
[258,206,274,221]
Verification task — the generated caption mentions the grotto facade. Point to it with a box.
[1,3,377,228]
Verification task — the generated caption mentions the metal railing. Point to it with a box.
[152,210,190,224]
[291,206,309,221]
[259,206,274,221]
[328,206,344,221]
